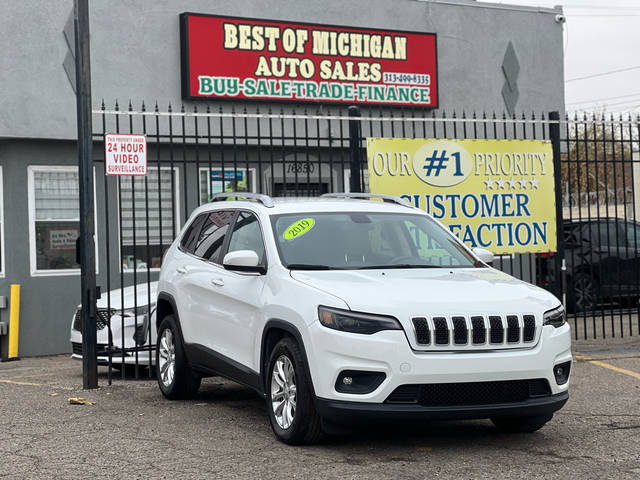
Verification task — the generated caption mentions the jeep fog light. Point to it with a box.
[335,370,386,394]
[554,361,571,385]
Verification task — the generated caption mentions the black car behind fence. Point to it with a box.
[89,103,639,379]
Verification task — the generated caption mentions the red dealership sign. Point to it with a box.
[180,13,438,107]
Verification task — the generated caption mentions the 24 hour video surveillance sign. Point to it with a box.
[180,13,438,107]
[367,138,557,255]
[104,134,147,176]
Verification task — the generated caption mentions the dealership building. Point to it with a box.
[0,0,565,357]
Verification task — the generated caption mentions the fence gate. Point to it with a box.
[89,103,639,381]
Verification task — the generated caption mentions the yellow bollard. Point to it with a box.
[8,284,20,359]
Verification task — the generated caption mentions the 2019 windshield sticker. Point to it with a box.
[284,218,315,240]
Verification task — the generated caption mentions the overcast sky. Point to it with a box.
[481,0,640,114]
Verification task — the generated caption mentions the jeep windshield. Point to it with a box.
[271,212,481,270]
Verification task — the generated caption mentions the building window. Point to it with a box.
[28,166,85,275]
[199,167,256,204]
[119,167,179,271]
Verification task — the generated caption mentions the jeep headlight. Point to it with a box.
[318,306,402,335]
[122,304,155,319]
[117,305,155,329]
[543,305,566,328]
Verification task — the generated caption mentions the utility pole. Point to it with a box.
[348,106,362,193]
[549,111,566,306]
[74,0,98,389]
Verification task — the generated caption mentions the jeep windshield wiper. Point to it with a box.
[356,264,444,270]
[287,263,337,270]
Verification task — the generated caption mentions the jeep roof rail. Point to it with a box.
[321,193,412,208]
[210,192,275,208]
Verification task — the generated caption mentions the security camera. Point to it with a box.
[555,14,566,23]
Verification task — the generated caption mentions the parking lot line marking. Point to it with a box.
[0,379,43,386]
[584,359,640,381]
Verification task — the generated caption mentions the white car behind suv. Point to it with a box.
[156,193,571,445]
[71,282,157,367]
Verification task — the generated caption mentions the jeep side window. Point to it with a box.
[193,210,235,263]
[226,211,266,264]
[180,213,206,253]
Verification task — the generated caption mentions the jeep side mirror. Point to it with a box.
[223,250,266,274]
[472,247,494,265]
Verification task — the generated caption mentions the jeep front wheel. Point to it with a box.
[491,414,552,433]
[267,337,323,445]
[156,315,201,399]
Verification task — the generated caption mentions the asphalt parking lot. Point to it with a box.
[1,343,639,480]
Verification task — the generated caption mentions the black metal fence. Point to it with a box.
[90,103,639,380]
[552,114,639,340]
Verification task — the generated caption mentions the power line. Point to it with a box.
[582,97,640,108]
[566,65,640,83]
[586,98,640,108]
[609,104,640,114]
[567,92,640,106]
[564,6,640,10]
[512,2,640,10]
[569,102,640,113]
[570,14,640,17]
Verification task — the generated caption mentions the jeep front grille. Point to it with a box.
[385,379,551,406]
[410,314,538,351]
[73,308,114,332]
[452,316,468,345]
[470,316,486,344]
[489,316,503,344]
[432,317,449,345]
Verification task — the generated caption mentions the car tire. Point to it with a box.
[266,337,324,445]
[156,315,201,399]
[567,272,597,313]
[491,414,552,433]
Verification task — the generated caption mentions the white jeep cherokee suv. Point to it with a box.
[156,193,571,445]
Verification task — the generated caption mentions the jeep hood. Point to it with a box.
[92,282,158,310]
[290,268,559,317]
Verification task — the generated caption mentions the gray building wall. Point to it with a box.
[0,0,565,356]
[1,0,565,140]
[0,140,84,356]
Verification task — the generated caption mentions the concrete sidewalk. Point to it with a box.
[0,351,639,479]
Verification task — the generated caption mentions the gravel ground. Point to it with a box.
[0,346,639,480]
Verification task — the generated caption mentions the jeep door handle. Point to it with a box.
[176,266,188,274]
[211,277,225,287]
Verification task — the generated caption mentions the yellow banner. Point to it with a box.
[366,138,556,254]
